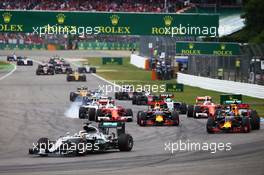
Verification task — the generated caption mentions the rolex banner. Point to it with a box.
[0,10,219,37]
[176,42,240,56]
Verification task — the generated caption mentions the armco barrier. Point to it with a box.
[130,54,149,69]
[177,73,264,99]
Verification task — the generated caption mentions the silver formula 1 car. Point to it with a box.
[29,122,133,156]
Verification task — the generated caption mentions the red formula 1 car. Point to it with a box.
[96,102,133,122]
[187,96,219,118]
[206,103,260,133]
[137,102,179,126]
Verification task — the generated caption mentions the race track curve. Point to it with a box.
[0,51,263,175]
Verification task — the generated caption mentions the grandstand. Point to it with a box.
[0,0,243,50]
[0,0,189,12]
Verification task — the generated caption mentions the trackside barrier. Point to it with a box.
[130,54,149,69]
[177,73,264,99]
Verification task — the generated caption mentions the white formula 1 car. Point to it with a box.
[29,122,133,156]
[17,57,33,66]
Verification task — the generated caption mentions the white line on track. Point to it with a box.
[0,63,17,81]
[91,73,121,88]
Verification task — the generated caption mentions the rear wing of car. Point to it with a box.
[98,122,125,135]
[220,94,242,105]
[160,94,174,98]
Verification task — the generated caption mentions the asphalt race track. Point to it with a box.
[0,51,263,175]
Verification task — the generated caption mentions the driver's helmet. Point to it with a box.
[107,103,114,108]
[83,125,97,134]
[165,98,172,103]
[231,104,239,115]
[154,103,161,110]
[205,96,211,101]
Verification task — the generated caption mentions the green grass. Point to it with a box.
[0,61,13,71]
[85,57,152,81]
[83,57,264,116]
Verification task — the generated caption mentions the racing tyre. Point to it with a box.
[70,92,77,102]
[88,108,96,121]
[37,137,50,154]
[28,61,33,66]
[125,109,133,122]
[118,134,133,151]
[250,110,260,130]
[187,105,194,117]
[171,111,179,126]
[138,112,147,126]
[242,116,251,133]
[115,92,120,100]
[79,107,87,119]
[206,117,215,134]
[132,96,137,105]
[82,76,86,81]
[179,103,187,114]
[136,97,142,105]
[67,76,71,81]
[137,111,142,125]
[90,67,96,73]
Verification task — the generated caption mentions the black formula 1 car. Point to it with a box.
[115,85,138,100]
[7,55,18,61]
[55,63,73,74]
[29,122,133,156]
[36,64,55,75]
[17,57,33,66]
[159,94,187,114]
[48,56,65,66]
[115,91,135,100]
[67,71,86,82]
[137,102,179,126]
[78,66,96,73]
[132,91,153,105]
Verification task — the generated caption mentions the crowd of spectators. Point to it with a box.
[0,33,43,45]
[0,0,190,13]
[0,32,139,47]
